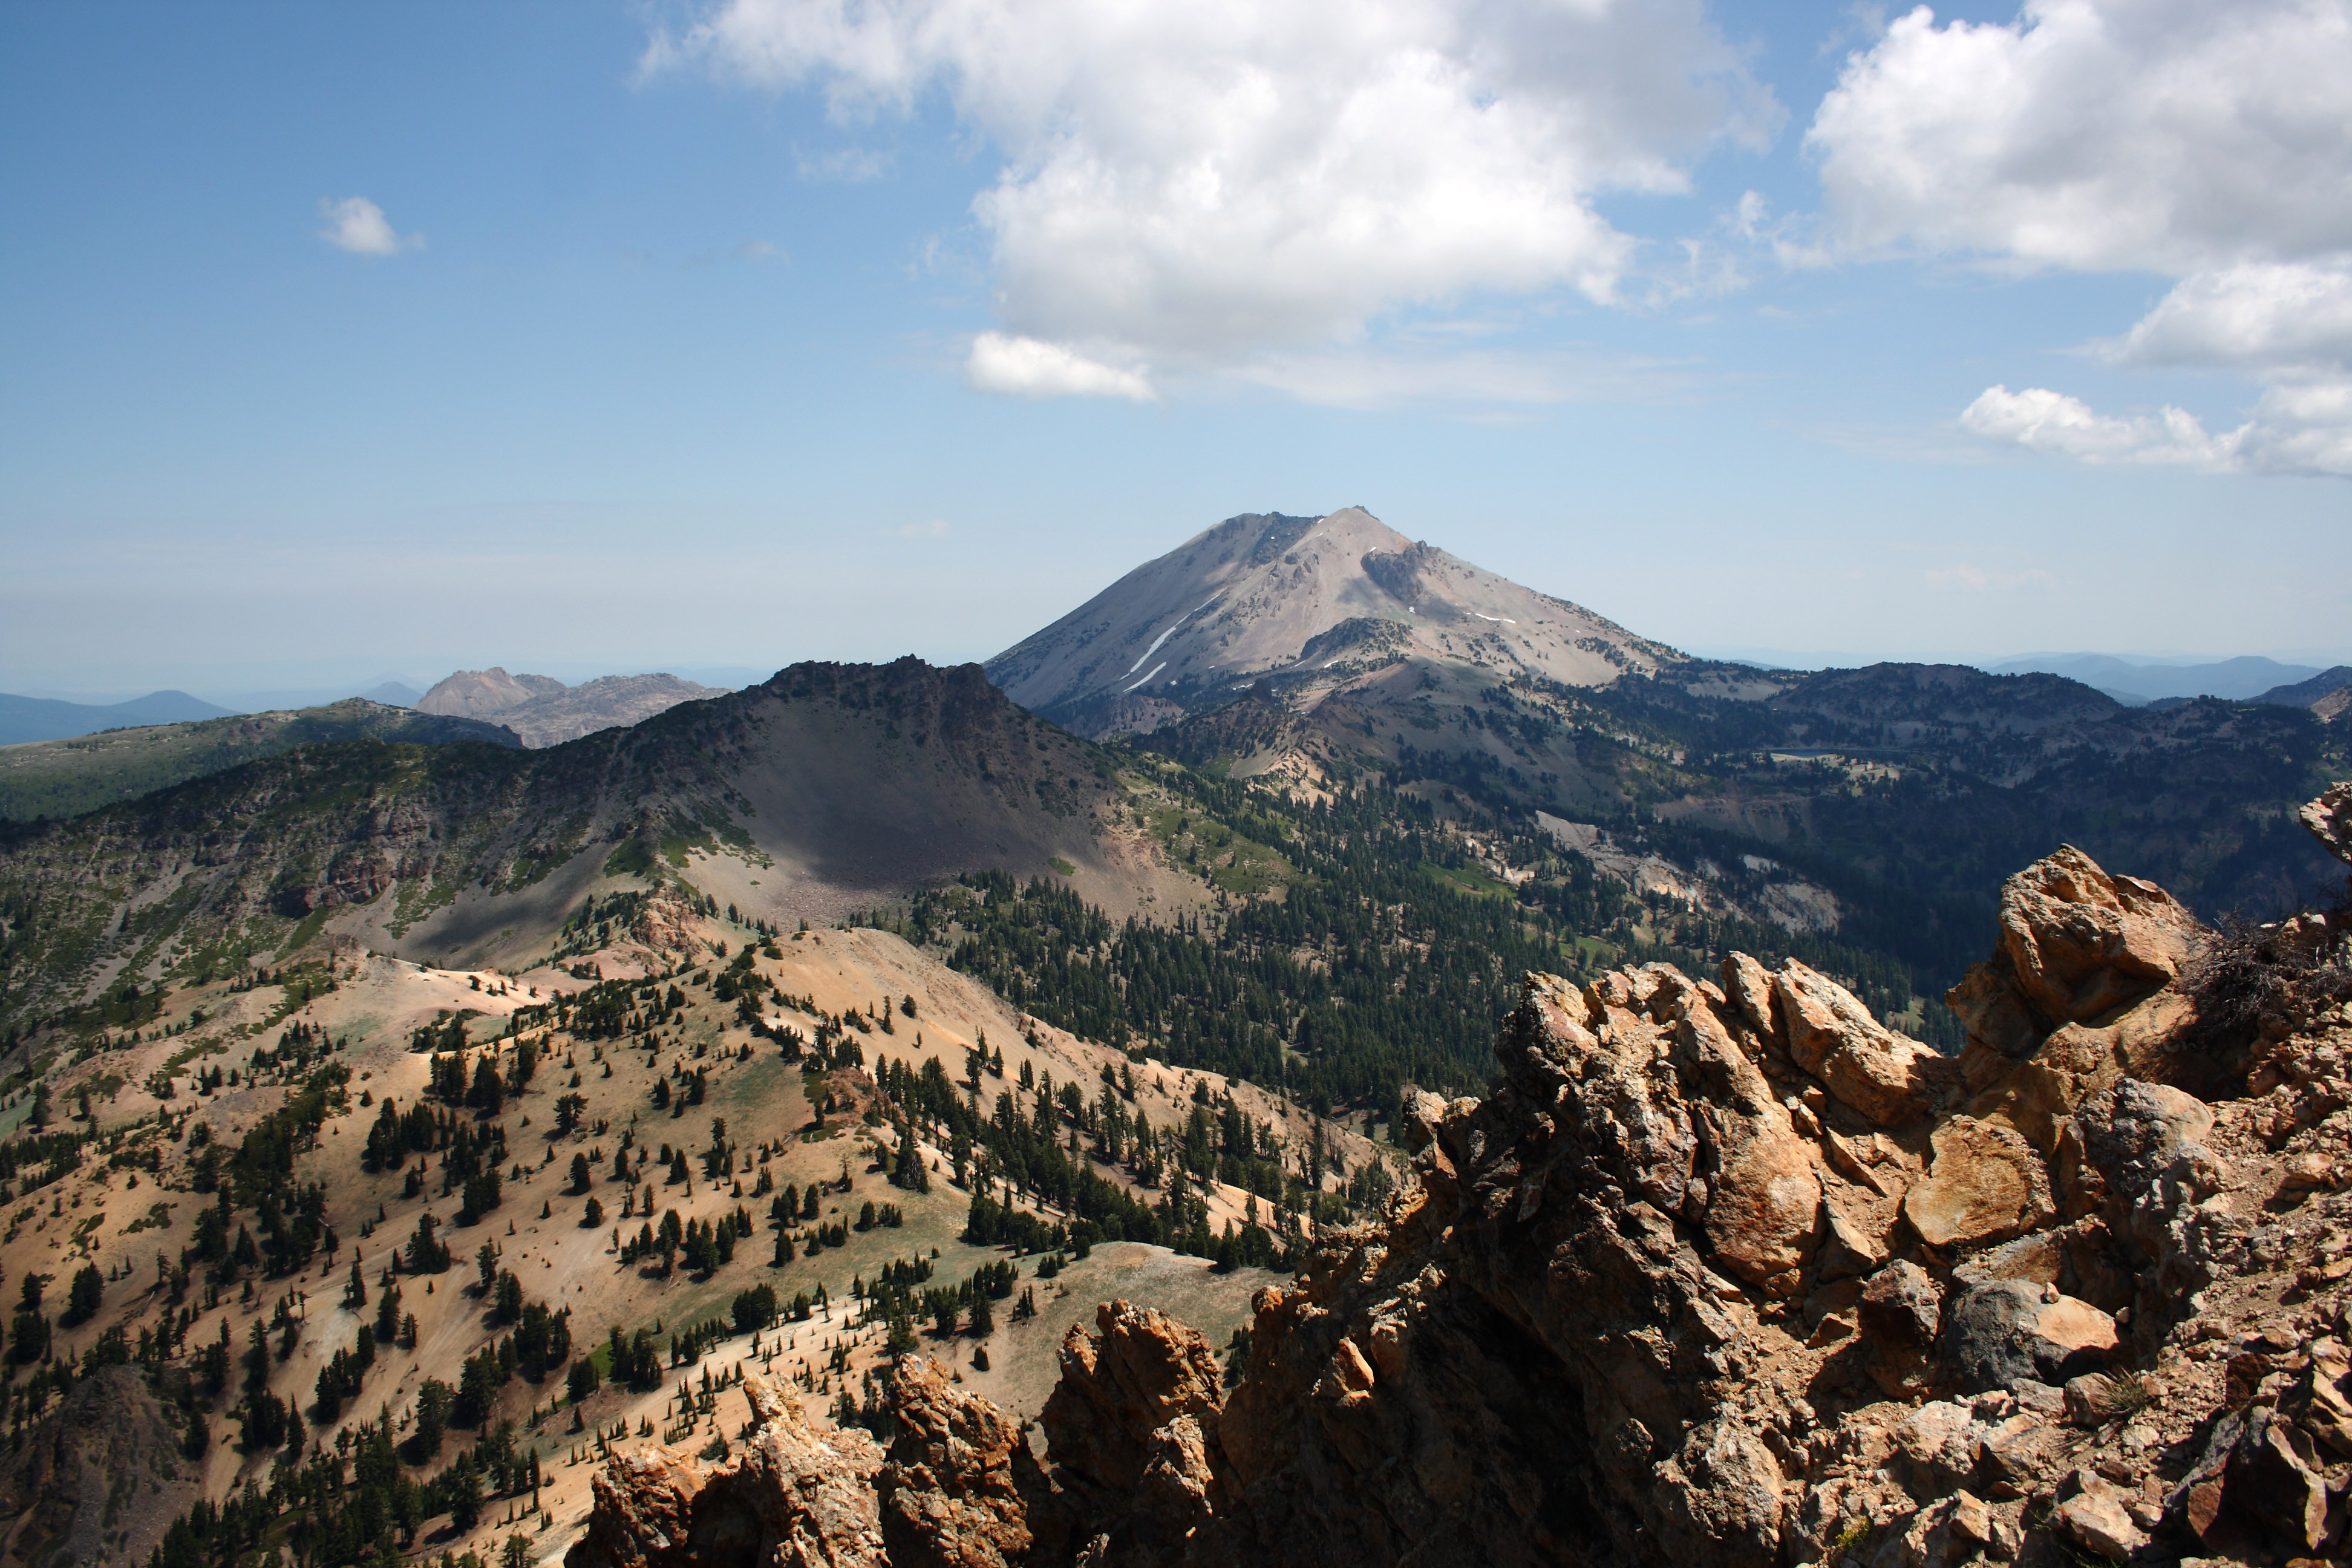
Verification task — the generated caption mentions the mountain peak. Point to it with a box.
[414,667,566,719]
[987,506,1676,735]
[413,667,721,745]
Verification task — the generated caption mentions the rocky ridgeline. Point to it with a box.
[0,1367,203,1568]
[568,786,2352,1568]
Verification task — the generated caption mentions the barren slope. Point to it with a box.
[0,888,1367,1568]
[0,660,1146,1030]
[495,676,723,748]
[987,507,1677,737]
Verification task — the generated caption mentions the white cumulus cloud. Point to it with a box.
[1959,385,2238,469]
[647,0,1776,398]
[318,197,421,256]
[1809,0,2352,274]
[1961,381,2352,476]
[2109,263,2352,374]
[964,332,1157,401]
[1810,0,2352,478]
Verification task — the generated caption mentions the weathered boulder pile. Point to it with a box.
[569,789,2352,1568]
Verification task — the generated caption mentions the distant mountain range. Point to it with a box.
[1985,652,2330,704]
[0,667,728,818]
[0,689,232,747]
[0,699,518,821]
[0,505,2342,1042]
[989,507,2348,994]
[2252,664,2352,722]
[0,661,1121,1020]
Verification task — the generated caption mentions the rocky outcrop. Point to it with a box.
[416,667,567,720]
[566,802,2352,1568]
[414,668,719,745]
[877,1357,1058,1568]
[2307,779,2352,867]
[1016,825,2350,1568]
[566,1376,886,1568]
[493,675,722,748]
[1945,845,2204,1073]
[0,1366,200,1568]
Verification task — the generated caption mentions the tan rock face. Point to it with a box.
[1902,1117,2056,1250]
[2053,1473,2148,1560]
[2302,778,2352,864]
[875,1357,1056,1568]
[1964,990,2194,1152]
[1719,950,1779,1039]
[1773,959,1878,1076]
[1774,962,1956,1126]
[1703,1129,1823,1288]
[1995,844,2204,1025]
[2030,1295,2120,1361]
[565,1377,886,1568]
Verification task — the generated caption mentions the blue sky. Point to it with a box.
[4,0,2347,701]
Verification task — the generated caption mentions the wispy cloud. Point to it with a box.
[794,146,893,183]
[318,197,420,256]
[1924,563,2059,592]
[964,333,1155,402]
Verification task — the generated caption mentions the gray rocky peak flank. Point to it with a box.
[986,507,1676,736]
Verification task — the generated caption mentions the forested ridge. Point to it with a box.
[869,760,1970,1128]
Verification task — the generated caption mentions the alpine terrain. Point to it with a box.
[415,670,723,748]
[0,512,2341,1568]
[993,510,2346,1032]
[988,506,1676,740]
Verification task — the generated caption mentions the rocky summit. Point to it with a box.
[567,788,2352,1568]
[985,508,1676,739]
[415,669,721,747]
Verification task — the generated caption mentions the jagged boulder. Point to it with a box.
[566,1377,887,1568]
[1038,1302,1223,1503]
[2067,1077,2215,1210]
[876,1358,1057,1568]
[2303,779,2352,864]
[1036,1301,1233,1564]
[1773,961,1957,1126]
[1981,844,2205,1033]
[1858,1259,1943,1350]
[1939,1279,2118,1392]
[2170,1387,2352,1561]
